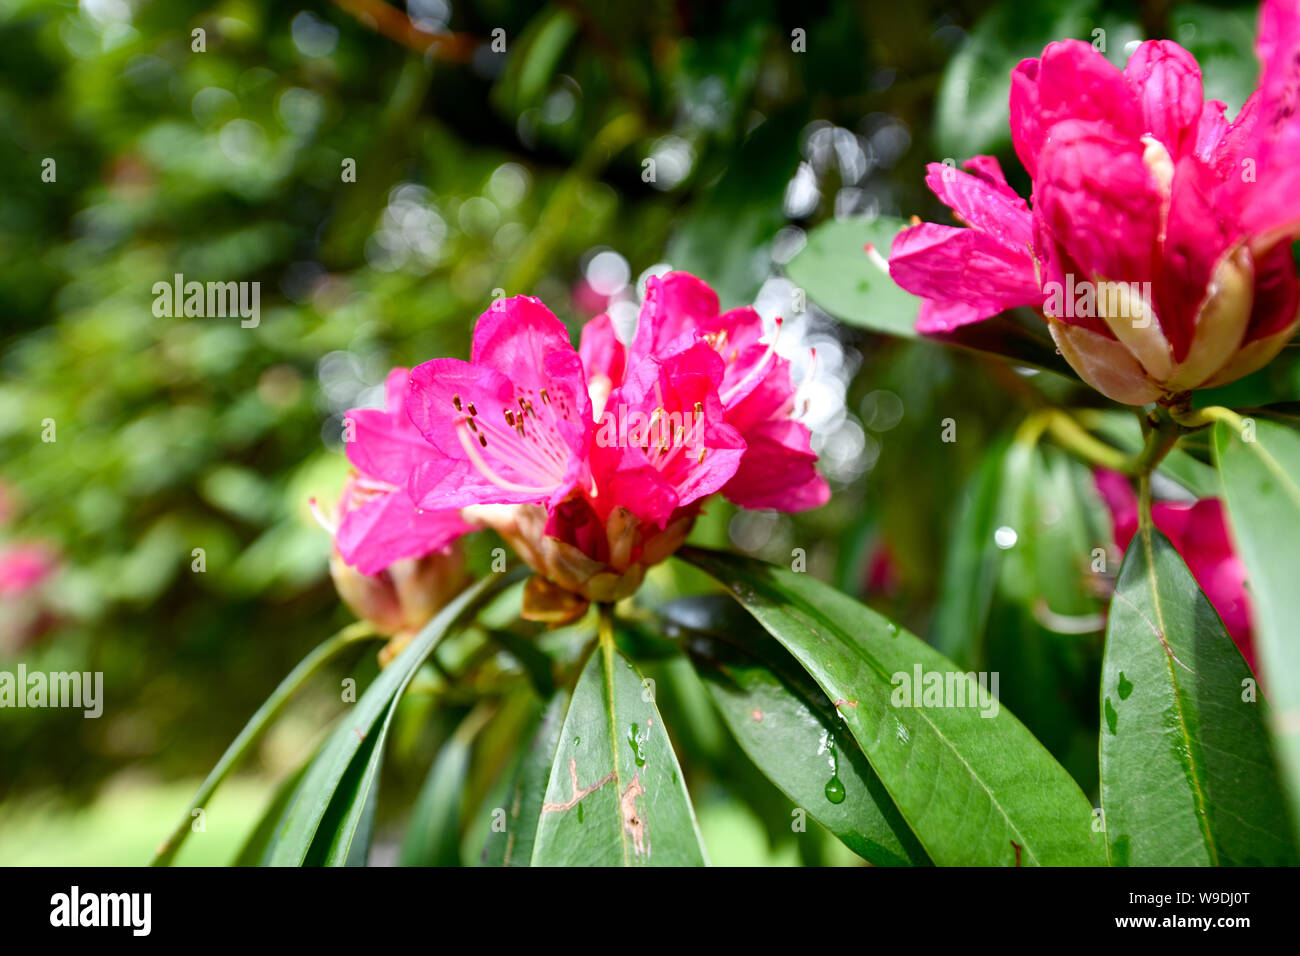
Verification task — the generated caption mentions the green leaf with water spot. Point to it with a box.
[1214,418,1300,837]
[530,634,708,866]
[681,547,1105,866]
[1099,525,1296,865]
[667,595,930,865]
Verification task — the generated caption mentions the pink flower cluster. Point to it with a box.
[325,272,827,626]
[891,0,1300,404]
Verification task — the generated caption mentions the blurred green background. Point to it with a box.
[0,0,1291,865]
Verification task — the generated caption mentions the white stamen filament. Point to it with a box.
[720,317,783,406]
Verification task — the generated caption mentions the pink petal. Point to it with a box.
[337,490,470,576]
[578,312,626,390]
[407,358,586,509]
[1123,40,1204,160]
[345,367,433,487]
[1034,118,1161,284]
[1237,0,1300,243]
[1010,57,1044,177]
[722,419,830,512]
[630,272,721,366]
[889,222,1041,329]
[1156,155,1239,361]
[924,159,1033,250]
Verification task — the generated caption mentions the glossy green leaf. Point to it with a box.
[681,547,1106,866]
[480,692,569,866]
[303,712,390,867]
[531,634,708,866]
[785,216,920,336]
[1099,526,1297,865]
[1214,418,1300,835]
[667,595,929,865]
[265,569,525,866]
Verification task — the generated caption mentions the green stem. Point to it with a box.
[597,601,616,655]
[1169,404,1247,433]
[1016,408,1179,476]
[150,620,380,866]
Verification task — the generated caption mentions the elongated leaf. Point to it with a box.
[233,759,313,867]
[667,596,929,865]
[1100,526,1297,864]
[400,706,496,867]
[304,706,392,867]
[932,436,1008,666]
[1215,418,1300,835]
[681,547,1106,866]
[266,569,526,866]
[531,636,708,866]
[480,692,569,866]
[151,622,376,866]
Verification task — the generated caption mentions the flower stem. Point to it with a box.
[1016,407,1178,476]
[150,619,380,866]
[597,601,616,654]
[1168,404,1247,432]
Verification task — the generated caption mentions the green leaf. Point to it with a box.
[667,596,930,865]
[400,705,495,867]
[1099,526,1297,865]
[265,569,526,866]
[151,621,378,866]
[531,629,708,866]
[681,547,1106,866]
[1214,418,1300,836]
[303,713,390,867]
[932,436,1009,667]
[480,692,569,866]
[232,758,313,867]
[785,217,920,337]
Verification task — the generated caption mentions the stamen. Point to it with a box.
[308,497,337,537]
[720,317,782,406]
[455,421,556,495]
[864,243,890,275]
[452,394,462,412]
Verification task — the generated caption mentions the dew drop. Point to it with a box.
[824,776,847,804]
[994,525,1018,549]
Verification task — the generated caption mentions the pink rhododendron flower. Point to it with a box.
[890,0,1300,405]
[0,542,57,596]
[324,276,829,621]
[1094,469,1255,671]
[0,542,60,654]
[333,367,473,577]
[582,272,831,512]
[313,368,472,659]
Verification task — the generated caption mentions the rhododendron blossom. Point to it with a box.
[323,274,828,622]
[1094,469,1255,671]
[890,0,1300,405]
